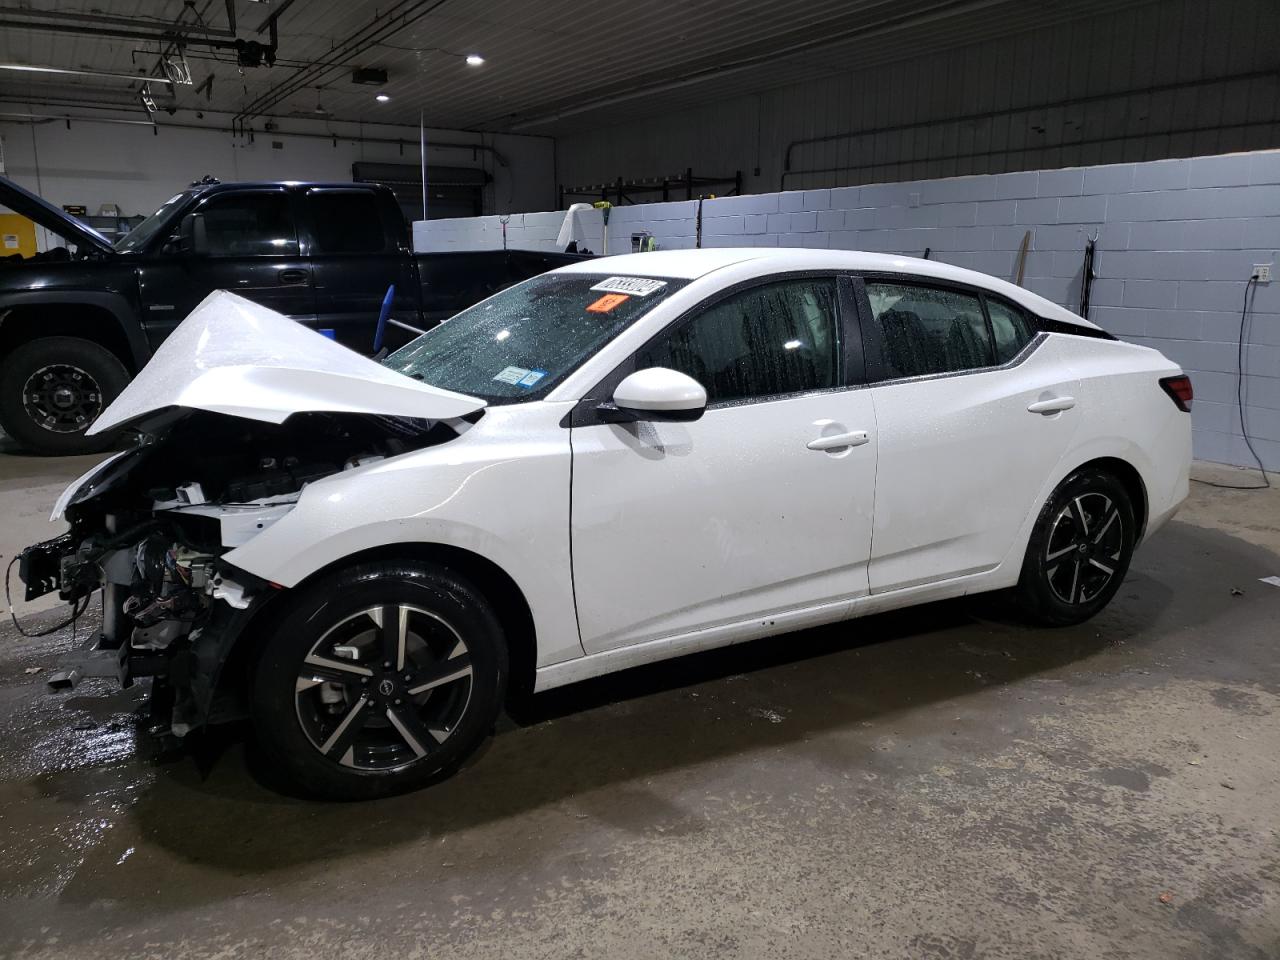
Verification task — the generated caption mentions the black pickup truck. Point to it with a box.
[0,175,580,454]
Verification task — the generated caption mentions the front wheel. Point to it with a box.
[1015,468,1137,626]
[0,336,130,455]
[250,561,508,800]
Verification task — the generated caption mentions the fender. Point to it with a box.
[220,403,585,669]
[0,289,151,369]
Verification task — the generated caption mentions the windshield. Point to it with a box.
[383,273,688,402]
[114,191,193,252]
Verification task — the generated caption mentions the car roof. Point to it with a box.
[554,247,1100,330]
[191,180,386,195]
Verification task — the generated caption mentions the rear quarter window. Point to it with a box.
[986,296,1035,363]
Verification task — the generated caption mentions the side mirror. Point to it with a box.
[178,212,208,255]
[603,367,707,423]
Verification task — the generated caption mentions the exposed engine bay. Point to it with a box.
[16,410,467,733]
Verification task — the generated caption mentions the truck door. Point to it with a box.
[299,187,418,352]
[135,188,316,347]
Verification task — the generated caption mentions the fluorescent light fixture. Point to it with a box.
[465,54,485,66]
[375,94,390,102]
[0,62,173,84]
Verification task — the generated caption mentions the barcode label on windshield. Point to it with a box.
[590,276,667,297]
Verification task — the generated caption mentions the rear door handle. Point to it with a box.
[278,268,310,285]
[1027,396,1075,414]
[807,430,870,451]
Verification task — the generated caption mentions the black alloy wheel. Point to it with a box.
[294,603,476,771]
[251,561,507,800]
[1042,491,1125,606]
[23,362,104,434]
[1016,467,1136,626]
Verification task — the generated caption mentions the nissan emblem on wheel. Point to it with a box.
[14,248,1191,799]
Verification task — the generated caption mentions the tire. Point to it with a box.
[0,336,130,455]
[1014,467,1137,626]
[250,560,508,800]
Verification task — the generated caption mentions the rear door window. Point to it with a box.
[865,281,992,378]
[304,191,388,253]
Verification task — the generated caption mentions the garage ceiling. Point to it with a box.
[0,0,1161,136]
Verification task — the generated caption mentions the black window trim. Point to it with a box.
[566,270,865,428]
[188,186,301,259]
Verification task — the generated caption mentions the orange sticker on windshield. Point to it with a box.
[587,293,629,313]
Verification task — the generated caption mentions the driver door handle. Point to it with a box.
[1027,396,1076,414]
[807,430,870,451]
[278,268,310,285]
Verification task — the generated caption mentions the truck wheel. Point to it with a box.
[0,337,130,455]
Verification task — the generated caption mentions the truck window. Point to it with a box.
[199,193,298,257]
[304,191,388,253]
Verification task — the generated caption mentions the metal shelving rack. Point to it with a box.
[558,168,743,207]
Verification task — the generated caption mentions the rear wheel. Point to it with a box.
[0,336,129,454]
[1015,468,1136,626]
[250,561,507,800]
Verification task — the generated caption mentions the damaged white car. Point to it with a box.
[18,249,1191,799]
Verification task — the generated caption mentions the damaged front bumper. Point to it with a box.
[17,526,276,735]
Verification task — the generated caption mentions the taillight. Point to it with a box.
[1160,375,1193,412]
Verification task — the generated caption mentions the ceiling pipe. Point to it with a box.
[0,107,509,165]
[779,67,1280,188]
[0,5,235,37]
[505,0,1014,131]
[234,0,453,124]
[256,0,299,35]
[0,17,241,49]
[0,111,157,127]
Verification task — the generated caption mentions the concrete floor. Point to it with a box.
[1,450,1278,960]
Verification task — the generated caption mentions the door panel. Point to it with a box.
[570,273,875,655]
[301,188,416,351]
[867,337,1081,592]
[136,189,314,348]
[571,390,878,653]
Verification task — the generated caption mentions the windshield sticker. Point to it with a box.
[590,276,668,297]
[587,293,629,314]
[517,369,547,388]
[493,365,531,385]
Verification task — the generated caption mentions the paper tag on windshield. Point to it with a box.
[590,276,667,297]
[493,365,530,384]
[587,293,629,314]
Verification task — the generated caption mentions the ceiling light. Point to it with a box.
[375,94,390,102]
[465,54,485,66]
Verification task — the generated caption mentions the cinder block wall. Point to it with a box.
[416,150,1280,471]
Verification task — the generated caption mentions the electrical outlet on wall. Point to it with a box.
[1253,264,1273,283]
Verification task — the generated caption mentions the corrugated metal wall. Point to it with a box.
[554,0,1279,202]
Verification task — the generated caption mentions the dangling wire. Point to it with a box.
[1193,278,1270,491]
[5,556,92,638]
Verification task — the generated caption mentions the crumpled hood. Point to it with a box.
[90,290,485,435]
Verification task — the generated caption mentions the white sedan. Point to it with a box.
[22,249,1191,798]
